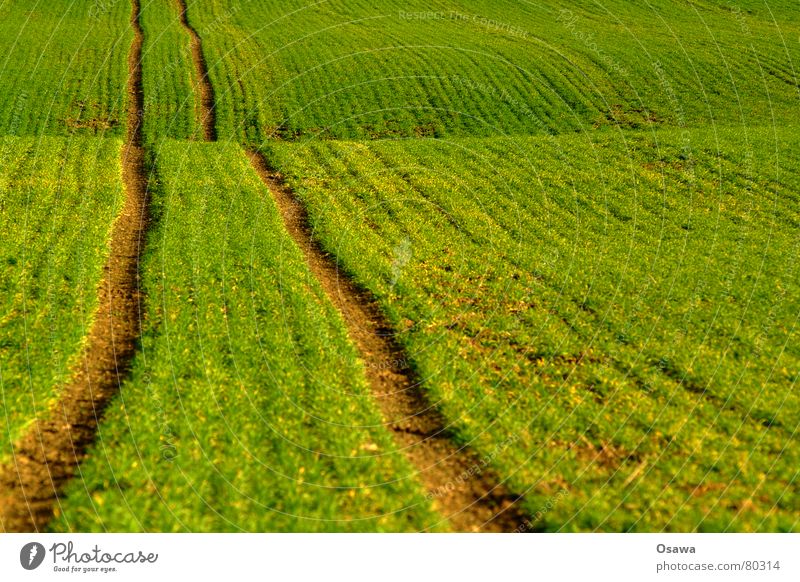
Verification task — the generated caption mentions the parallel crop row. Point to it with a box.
[52,141,440,532]
[140,0,198,142]
[0,2,130,137]
[263,127,800,531]
[0,136,123,459]
[171,0,798,143]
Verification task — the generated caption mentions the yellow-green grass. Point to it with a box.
[262,126,800,531]
[0,135,124,461]
[141,0,198,142]
[52,141,440,532]
[181,0,798,142]
[0,1,130,138]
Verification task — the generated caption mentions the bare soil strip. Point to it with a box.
[176,0,217,141]
[248,151,528,532]
[0,0,149,532]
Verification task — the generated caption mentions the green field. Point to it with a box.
[186,0,800,141]
[0,136,123,459]
[141,0,198,142]
[0,2,130,137]
[263,128,800,530]
[1,0,798,533]
[51,141,440,532]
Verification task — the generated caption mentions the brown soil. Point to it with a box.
[176,0,217,141]
[66,117,119,132]
[0,0,149,532]
[248,151,529,532]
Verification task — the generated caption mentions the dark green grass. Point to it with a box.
[0,136,123,460]
[52,141,440,532]
[0,1,130,138]
[177,0,799,143]
[263,127,800,531]
[141,0,198,142]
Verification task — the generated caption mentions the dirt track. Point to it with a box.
[176,0,217,141]
[182,4,527,531]
[248,152,528,532]
[0,0,150,532]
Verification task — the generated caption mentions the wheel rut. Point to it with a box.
[178,4,526,532]
[0,0,150,532]
[175,0,217,141]
[248,151,529,532]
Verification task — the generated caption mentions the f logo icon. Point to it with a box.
[20,542,46,570]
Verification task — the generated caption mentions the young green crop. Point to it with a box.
[0,1,130,138]
[140,0,198,142]
[52,141,441,532]
[263,127,800,531]
[0,136,124,461]
[177,0,798,143]
[2,0,797,534]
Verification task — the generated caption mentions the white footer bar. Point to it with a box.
[2,533,797,581]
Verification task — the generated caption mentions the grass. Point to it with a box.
[52,141,440,532]
[181,0,799,142]
[1,0,797,532]
[141,0,198,142]
[262,126,800,531]
[0,136,123,460]
[0,1,130,138]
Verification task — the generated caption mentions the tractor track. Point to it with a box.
[0,0,150,532]
[177,1,526,531]
[248,152,528,532]
[175,0,217,141]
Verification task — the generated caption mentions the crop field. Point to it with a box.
[0,1,130,137]
[186,0,800,141]
[0,0,798,534]
[0,136,123,459]
[140,0,198,142]
[264,128,800,531]
[52,141,438,532]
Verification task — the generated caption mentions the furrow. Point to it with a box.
[247,150,528,533]
[0,0,150,532]
[175,0,217,141]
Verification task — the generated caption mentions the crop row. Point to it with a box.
[51,141,441,532]
[0,1,130,137]
[170,0,799,142]
[0,136,123,460]
[263,127,799,530]
[2,1,796,143]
